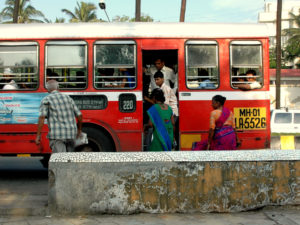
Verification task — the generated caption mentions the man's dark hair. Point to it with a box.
[155,58,164,63]
[246,69,256,76]
[154,71,164,79]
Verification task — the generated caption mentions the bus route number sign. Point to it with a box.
[119,94,136,113]
[234,107,266,130]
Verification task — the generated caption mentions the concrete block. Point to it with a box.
[48,151,300,215]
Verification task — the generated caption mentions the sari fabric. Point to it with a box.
[147,104,173,151]
[193,107,237,150]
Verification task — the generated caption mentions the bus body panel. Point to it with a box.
[0,22,270,154]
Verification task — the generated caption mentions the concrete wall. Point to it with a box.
[48,151,300,215]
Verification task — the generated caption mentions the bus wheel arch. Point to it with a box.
[75,123,116,152]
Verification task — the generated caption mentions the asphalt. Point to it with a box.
[0,207,299,225]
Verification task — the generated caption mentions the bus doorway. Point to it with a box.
[142,50,179,151]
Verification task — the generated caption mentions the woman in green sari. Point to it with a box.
[145,88,175,151]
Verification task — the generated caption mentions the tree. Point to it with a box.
[0,0,45,23]
[112,14,154,22]
[62,1,100,23]
[283,12,300,67]
[44,17,66,23]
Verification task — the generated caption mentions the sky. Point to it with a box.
[0,0,278,23]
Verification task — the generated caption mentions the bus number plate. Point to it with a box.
[234,107,266,130]
[119,94,136,113]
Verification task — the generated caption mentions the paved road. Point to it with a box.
[0,157,48,216]
[0,207,300,225]
[0,157,299,225]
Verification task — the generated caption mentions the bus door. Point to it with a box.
[141,46,179,150]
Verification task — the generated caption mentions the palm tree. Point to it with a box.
[283,12,300,65]
[0,0,45,23]
[112,14,154,22]
[44,17,66,23]
[62,1,100,23]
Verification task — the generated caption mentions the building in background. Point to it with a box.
[259,1,300,49]
[270,69,300,109]
[259,1,300,110]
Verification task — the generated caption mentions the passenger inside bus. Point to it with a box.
[2,68,19,90]
[234,69,262,90]
[198,69,215,89]
[119,68,135,88]
[232,74,245,85]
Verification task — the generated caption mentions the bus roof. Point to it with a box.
[0,22,270,39]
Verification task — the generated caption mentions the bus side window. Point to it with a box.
[0,43,38,90]
[185,40,219,89]
[45,41,87,90]
[94,41,136,89]
[230,41,263,90]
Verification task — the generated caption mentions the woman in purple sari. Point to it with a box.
[193,95,240,150]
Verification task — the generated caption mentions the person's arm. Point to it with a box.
[234,128,241,148]
[234,83,251,90]
[207,128,215,150]
[171,114,175,141]
[76,114,83,138]
[144,96,154,104]
[35,116,45,145]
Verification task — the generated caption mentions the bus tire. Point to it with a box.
[75,127,115,152]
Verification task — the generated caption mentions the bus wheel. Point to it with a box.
[75,127,115,152]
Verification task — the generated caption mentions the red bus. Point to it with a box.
[0,22,270,158]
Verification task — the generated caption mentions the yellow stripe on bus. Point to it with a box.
[17,154,31,157]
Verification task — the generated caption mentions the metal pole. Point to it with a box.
[104,9,110,22]
[180,0,187,22]
[275,0,282,109]
[135,0,141,22]
[13,0,20,23]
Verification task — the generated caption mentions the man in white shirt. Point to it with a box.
[154,71,178,117]
[234,69,262,90]
[150,58,177,93]
[2,68,18,90]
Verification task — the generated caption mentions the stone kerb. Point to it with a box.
[48,150,300,215]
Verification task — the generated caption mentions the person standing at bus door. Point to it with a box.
[192,95,240,150]
[145,88,175,151]
[234,69,261,90]
[150,58,177,93]
[2,68,19,90]
[154,71,179,149]
[154,71,178,117]
[35,80,83,153]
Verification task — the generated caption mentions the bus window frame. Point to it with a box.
[0,41,39,91]
[185,40,220,90]
[230,40,264,90]
[93,40,137,90]
[45,40,88,90]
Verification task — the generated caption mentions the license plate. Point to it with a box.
[234,107,267,130]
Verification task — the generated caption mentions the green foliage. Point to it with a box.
[0,0,45,23]
[62,1,101,23]
[112,14,154,22]
[283,13,300,64]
